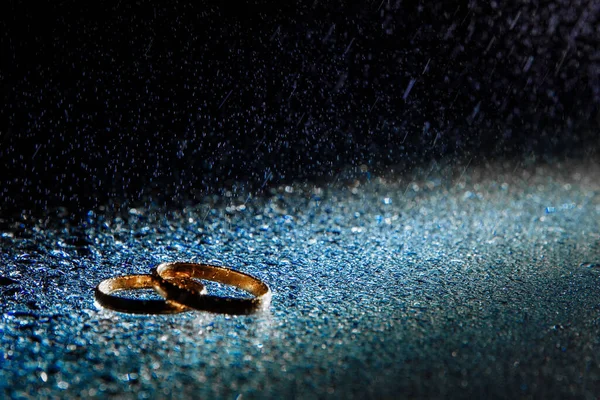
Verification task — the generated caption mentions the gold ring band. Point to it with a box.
[94,274,207,314]
[152,262,272,315]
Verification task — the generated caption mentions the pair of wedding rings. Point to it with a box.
[95,262,272,315]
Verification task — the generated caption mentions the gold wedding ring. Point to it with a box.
[94,274,207,314]
[152,262,272,315]
[94,262,271,315]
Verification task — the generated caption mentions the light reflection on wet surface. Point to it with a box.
[1,160,599,398]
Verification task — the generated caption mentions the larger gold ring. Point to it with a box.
[95,274,207,314]
[152,262,272,315]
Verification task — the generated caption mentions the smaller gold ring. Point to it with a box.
[95,274,207,314]
[152,262,272,315]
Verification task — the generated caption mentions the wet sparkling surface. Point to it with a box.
[1,160,600,398]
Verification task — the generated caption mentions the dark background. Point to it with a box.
[1,0,599,215]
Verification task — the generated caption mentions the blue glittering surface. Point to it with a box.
[1,160,600,398]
